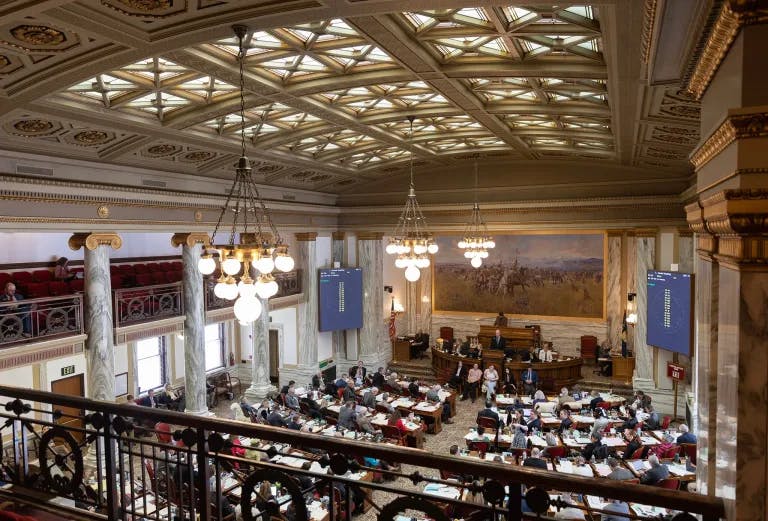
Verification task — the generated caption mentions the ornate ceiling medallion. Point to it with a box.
[181,150,214,162]
[8,25,72,50]
[118,0,173,10]
[256,164,281,173]
[101,0,185,18]
[0,53,23,74]
[145,144,181,157]
[73,130,111,146]
[11,119,57,136]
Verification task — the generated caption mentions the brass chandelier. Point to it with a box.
[457,161,494,268]
[385,116,438,282]
[197,25,294,324]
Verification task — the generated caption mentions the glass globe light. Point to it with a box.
[198,255,216,275]
[394,257,407,269]
[463,251,472,258]
[222,281,240,300]
[427,243,438,254]
[274,254,294,273]
[234,296,262,324]
[253,255,275,275]
[413,243,427,255]
[213,281,227,299]
[385,243,397,255]
[487,240,496,249]
[457,240,467,249]
[255,278,278,299]
[480,250,489,259]
[238,281,257,299]
[404,265,420,282]
[222,257,241,276]
[417,257,430,269]
[471,256,482,268]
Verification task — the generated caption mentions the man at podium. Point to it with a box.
[489,329,506,350]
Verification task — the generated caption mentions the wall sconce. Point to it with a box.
[626,293,638,325]
[421,295,430,303]
[393,300,405,314]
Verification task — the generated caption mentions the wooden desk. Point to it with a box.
[432,347,583,392]
[477,325,536,351]
[392,338,411,362]
[612,356,635,384]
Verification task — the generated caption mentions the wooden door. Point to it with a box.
[269,329,279,383]
[50,374,85,442]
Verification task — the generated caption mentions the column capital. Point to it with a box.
[357,231,384,241]
[677,227,694,238]
[606,229,630,237]
[68,232,121,251]
[171,232,210,248]
[332,231,346,241]
[634,228,658,238]
[295,232,318,242]
[690,109,768,170]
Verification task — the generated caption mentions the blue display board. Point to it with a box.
[646,270,694,355]
[318,268,363,332]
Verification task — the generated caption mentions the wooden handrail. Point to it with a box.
[0,385,724,519]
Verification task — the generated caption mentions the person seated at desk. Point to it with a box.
[521,366,538,396]
[621,428,645,460]
[643,405,660,430]
[408,378,421,398]
[590,408,610,438]
[286,413,302,430]
[378,393,394,413]
[159,383,182,411]
[639,454,670,485]
[372,367,386,388]
[588,390,603,410]
[312,371,324,390]
[299,396,324,419]
[501,367,516,394]
[581,432,606,461]
[553,492,586,520]
[461,364,483,403]
[477,400,500,426]
[387,409,409,434]
[356,412,379,434]
[522,448,549,470]
[649,432,677,458]
[267,409,286,427]
[386,372,403,393]
[280,380,295,396]
[361,387,378,410]
[449,360,466,390]
[341,378,356,402]
[557,387,571,407]
[136,388,160,408]
[539,344,554,362]
[349,360,367,385]
[602,499,631,521]
[676,424,697,444]
[557,408,573,434]
[338,400,357,430]
[621,408,639,432]
[494,311,508,327]
[239,397,258,420]
[527,411,543,432]
[606,457,634,480]
[483,364,499,401]
[427,384,453,424]
[285,388,300,410]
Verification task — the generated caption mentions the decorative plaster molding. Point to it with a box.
[294,232,318,241]
[684,1,768,100]
[0,337,85,371]
[641,0,659,65]
[332,231,346,241]
[115,317,184,345]
[356,232,385,241]
[690,111,768,170]
[171,232,210,248]
[634,228,659,238]
[68,232,122,251]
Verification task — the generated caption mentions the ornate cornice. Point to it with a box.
[332,231,346,241]
[641,0,659,64]
[295,232,318,241]
[68,232,122,251]
[690,111,768,170]
[357,232,385,241]
[684,0,768,100]
[634,228,659,238]
[677,227,694,237]
[171,232,210,248]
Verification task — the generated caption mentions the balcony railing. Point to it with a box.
[0,295,83,348]
[205,270,302,311]
[113,282,184,328]
[0,386,724,521]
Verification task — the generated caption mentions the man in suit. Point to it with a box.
[311,371,323,390]
[285,388,299,410]
[493,312,508,327]
[521,367,538,396]
[426,384,453,423]
[372,367,386,389]
[489,329,506,350]
[267,410,286,427]
[341,379,356,402]
[338,400,357,430]
[621,428,644,460]
[581,432,604,461]
[639,454,670,485]
[606,457,634,480]
[449,360,466,390]
[361,387,378,410]
[477,400,500,426]
[136,389,159,408]
[522,448,549,470]
[349,361,367,383]
[408,379,421,398]
[590,408,610,438]
[557,409,573,434]
[676,424,697,444]
[286,414,302,430]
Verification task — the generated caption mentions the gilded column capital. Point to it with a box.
[634,228,658,238]
[356,232,385,241]
[239,232,271,244]
[677,227,694,238]
[171,232,210,248]
[68,232,122,251]
[294,232,318,242]
[332,231,346,241]
[690,110,768,170]
[698,189,768,264]
[606,229,630,237]
[684,0,768,100]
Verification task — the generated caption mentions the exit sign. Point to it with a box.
[667,362,685,381]
[61,365,76,376]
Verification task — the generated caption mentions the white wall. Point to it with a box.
[0,232,179,264]
[0,366,35,418]
[43,353,87,395]
[270,306,298,366]
[172,334,185,382]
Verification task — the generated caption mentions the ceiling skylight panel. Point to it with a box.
[404,13,436,31]
[565,6,594,19]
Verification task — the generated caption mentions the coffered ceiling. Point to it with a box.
[0,1,701,196]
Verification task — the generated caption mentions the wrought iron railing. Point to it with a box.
[0,295,83,348]
[0,386,724,521]
[205,270,302,311]
[113,282,183,328]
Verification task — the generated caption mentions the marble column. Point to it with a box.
[406,281,418,335]
[632,230,655,388]
[331,232,347,362]
[606,232,623,349]
[677,229,694,274]
[245,297,275,400]
[281,232,318,387]
[69,233,122,402]
[357,232,387,369]
[171,233,210,415]
[419,263,432,335]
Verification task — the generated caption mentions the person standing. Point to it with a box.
[493,312,508,327]
[489,329,506,350]
[521,366,538,396]
[449,360,466,390]
[483,364,499,400]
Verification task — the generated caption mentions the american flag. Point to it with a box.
[388,298,396,340]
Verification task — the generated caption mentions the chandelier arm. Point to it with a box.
[245,175,269,246]
[229,170,245,246]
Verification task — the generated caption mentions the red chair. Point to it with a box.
[631,447,645,459]
[133,263,149,274]
[679,443,697,465]
[136,273,154,286]
[69,279,84,292]
[380,424,406,446]
[169,271,183,282]
[110,277,124,290]
[544,445,567,459]
[170,262,183,271]
[151,272,168,284]
[662,445,679,459]
[48,281,70,296]
[657,478,680,490]
[32,270,53,282]
[596,401,610,411]
[477,416,498,431]
[467,441,489,455]
[157,262,172,271]
[660,416,672,430]
[0,273,11,288]
[25,282,50,298]
[11,271,32,285]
